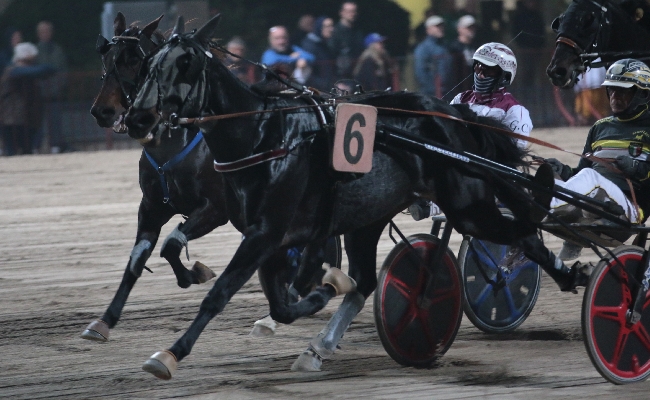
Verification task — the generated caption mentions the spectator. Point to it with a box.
[224,36,252,84]
[301,16,337,90]
[574,66,609,125]
[35,21,67,154]
[261,26,314,85]
[447,15,478,95]
[0,43,55,156]
[414,15,451,97]
[291,14,314,47]
[413,8,435,46]
[353,33,395,91]
[510,0,545,118]
[0,28,22,76]
[329,1,365,79]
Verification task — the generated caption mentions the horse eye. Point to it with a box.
[176,54,192,73]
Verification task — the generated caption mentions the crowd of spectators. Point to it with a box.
[0,21,66,156]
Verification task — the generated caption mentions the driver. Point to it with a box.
[546,59,650,259]
[410,42,533,220]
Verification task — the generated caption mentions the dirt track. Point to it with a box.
[1,127,647,399]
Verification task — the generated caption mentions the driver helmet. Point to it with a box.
[602,59,650,114]
[472,42,517,93]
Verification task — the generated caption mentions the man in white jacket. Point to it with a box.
[410,42,533,220]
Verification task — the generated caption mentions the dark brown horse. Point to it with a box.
[83,13,228,342]
[547,0,650,88]
[124,15,584,379]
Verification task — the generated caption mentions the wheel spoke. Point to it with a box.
[388,276,416,300]
[429,285,458,306]
[502,286,521,318]
[632,324,650,353]
[468,283,493,309]
[472,241,500,269]
[505,262,537,281]
[592,305,626,322]
[610,330,630,368]
[417,310,439,352]
[391,307,418,338]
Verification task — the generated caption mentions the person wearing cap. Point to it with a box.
[353,33,395,91]
[0,42,55,156]
[414,15,451,97]
[545,59,650,260]
[447,15,478,95]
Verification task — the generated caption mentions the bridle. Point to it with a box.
[553,0,612,69]
[98,32,161,107]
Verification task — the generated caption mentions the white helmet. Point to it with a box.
[473,42,517,86]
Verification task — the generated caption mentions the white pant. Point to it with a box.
[550,168,640,223]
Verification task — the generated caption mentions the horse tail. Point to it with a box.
[450,103,529,170]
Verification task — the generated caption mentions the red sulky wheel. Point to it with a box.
[374,233,463,367]
[582,245,650,384]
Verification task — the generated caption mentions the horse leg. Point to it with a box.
[251,240,337,337]
[291,221,384,372]
[160,197,228,288]
[141,226,288,379]
[81,201,173,342]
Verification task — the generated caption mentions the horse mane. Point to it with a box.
[618,0,650,33]
[450,103,529,170]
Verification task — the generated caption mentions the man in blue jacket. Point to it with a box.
[414,15,451,97]
[262,26,315,85]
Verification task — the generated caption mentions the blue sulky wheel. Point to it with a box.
[582,245,650,384]
[374,233,463,367]
[457,237,541,333]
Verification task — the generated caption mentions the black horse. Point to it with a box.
[547,0,650,88]
[85,13,342,342]
[124,15,581,379]
[83,13,227,342]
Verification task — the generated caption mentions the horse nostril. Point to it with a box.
[91,106,116,123]
[125,111,156,131]
[551,67,567,79]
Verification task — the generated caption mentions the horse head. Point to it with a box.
[125,14,222,140]
[547,0,650,88]
[90,12,164,134]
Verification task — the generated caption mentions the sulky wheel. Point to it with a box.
[458,237,541,333]
[374,233,462,367]
[582,245,650,384]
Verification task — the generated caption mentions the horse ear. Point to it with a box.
[142,14,164,38]
[172,16,185,36]
[114,11,127,36]
[96,35,110,54]
[193,14,221,43]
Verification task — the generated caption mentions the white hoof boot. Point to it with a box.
[291,349,322,372]
[142,350,177,380]
[322,267,356,295]
[249,315,277,337]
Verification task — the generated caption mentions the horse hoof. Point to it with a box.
[291,350,322,372]
[142,350,177,380]
[80,320,109,342]
[192,261,216,284]
[249,315,277,337]
[322,267,357,296]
